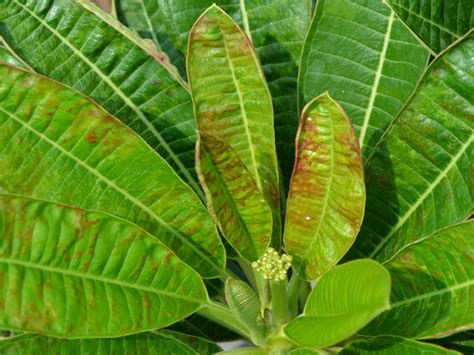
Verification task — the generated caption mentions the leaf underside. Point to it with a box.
[299,0,429,161]
[0,64,225,278]
[284,93,365,280]
[0,195,207,337]
[363,221,474,339]
[348,31,473,262]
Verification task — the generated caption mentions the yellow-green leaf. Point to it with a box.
[284,93,365,280]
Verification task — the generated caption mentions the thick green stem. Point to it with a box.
[287,273,304,317]
[197,301,251,339]
[270,280,290,326]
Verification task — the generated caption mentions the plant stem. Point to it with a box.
[237,258,258,290]
[298,280,312,310]
[270,280,290,326]
[287,272,303,317]
[197,300,251,339]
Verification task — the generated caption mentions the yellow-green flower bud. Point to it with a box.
[252,248,292,282]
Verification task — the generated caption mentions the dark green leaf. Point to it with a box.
[348,32,473,262]
[284,93,365,280]
[385,0,474,53]
[0,64,225,278]
[188,5,281,245]
[0,333,197,354]
[157,330,222,354]
[340,335,460,354]
[0,0,203,196]
[285,259,391,349]
[299,0,429,160]
[0,195,207,337]
[363,221,474,339]
[196,134,272,261]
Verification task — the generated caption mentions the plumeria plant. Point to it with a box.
[0,0,472,354]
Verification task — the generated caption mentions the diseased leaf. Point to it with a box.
[117,0,312,188]
[340,335,460,354]
[284,260,391,349]
[188,5,281,245]
[0,65,225,278]
[196,134,272,261]
[284,93,365,280]
[0,0,203,196]
[363,221,474,339]
[299,0,429,160]
[385,0,474,53]
[348,32,473,262]
[157,330,222,354]
[0,195,207,337]
[0,333,197,354]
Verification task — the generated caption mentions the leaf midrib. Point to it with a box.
[12,0,203,197]
[368,132,473,258]
[0,106,220,275]
[0,256,203,303]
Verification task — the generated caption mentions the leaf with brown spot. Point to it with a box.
[284,92,365,280]
[0,194,207,337]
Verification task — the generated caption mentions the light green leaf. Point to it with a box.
[117,0,312,188]
[0,195,207,337]
[196,134,272,261]
[225,278,263,342]
[385,0,474,53]
[0,65,225,278]
[348,32,473,262]
[284,93,365,280]
[363,221,474,339]
[0,48,21,67]
[289,349,323,355]
[285,259,391,349]
[0,0,203,196]
[0,333,198,354]
[217,348,267,355]
[187,5,281,245]
[340,335,460,354]
[299,0,429,160]
[156,330,222,354]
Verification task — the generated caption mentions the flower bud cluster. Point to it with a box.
[251,248,292,282]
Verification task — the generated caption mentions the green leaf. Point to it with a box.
[0,65,225,278]
[0,195,207,337]
[187,5,281,245]
[363,221,474,339]
[217,348,267,355]
[299,0,429,160]
[156,330,222,354]
[225,278,263,342]
[284,93,365,280]
[289,350,323,355]
[347,32,473,262]
[117,0,312,189]
[196,134,272,261]
[284,259,391,349]
[0,333,198,354]
[385,0,474,53]
[340,335,460,354]
[0,0,203,196]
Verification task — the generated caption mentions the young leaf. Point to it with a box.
[348,32,473,262]
[0,0,202,195]
[284,93,365,280]
[0,65,225,278]
[117,0,312,189]
[187,5,281,245]
[362,221,474,339]
[225,279,263,343]
[284,259,391,349]
[340,335,460,354]
[0,195,207,337]
[299,0,429,160]
[385,0,474,53]
[197,134,272,261]
[0,333,198,354]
